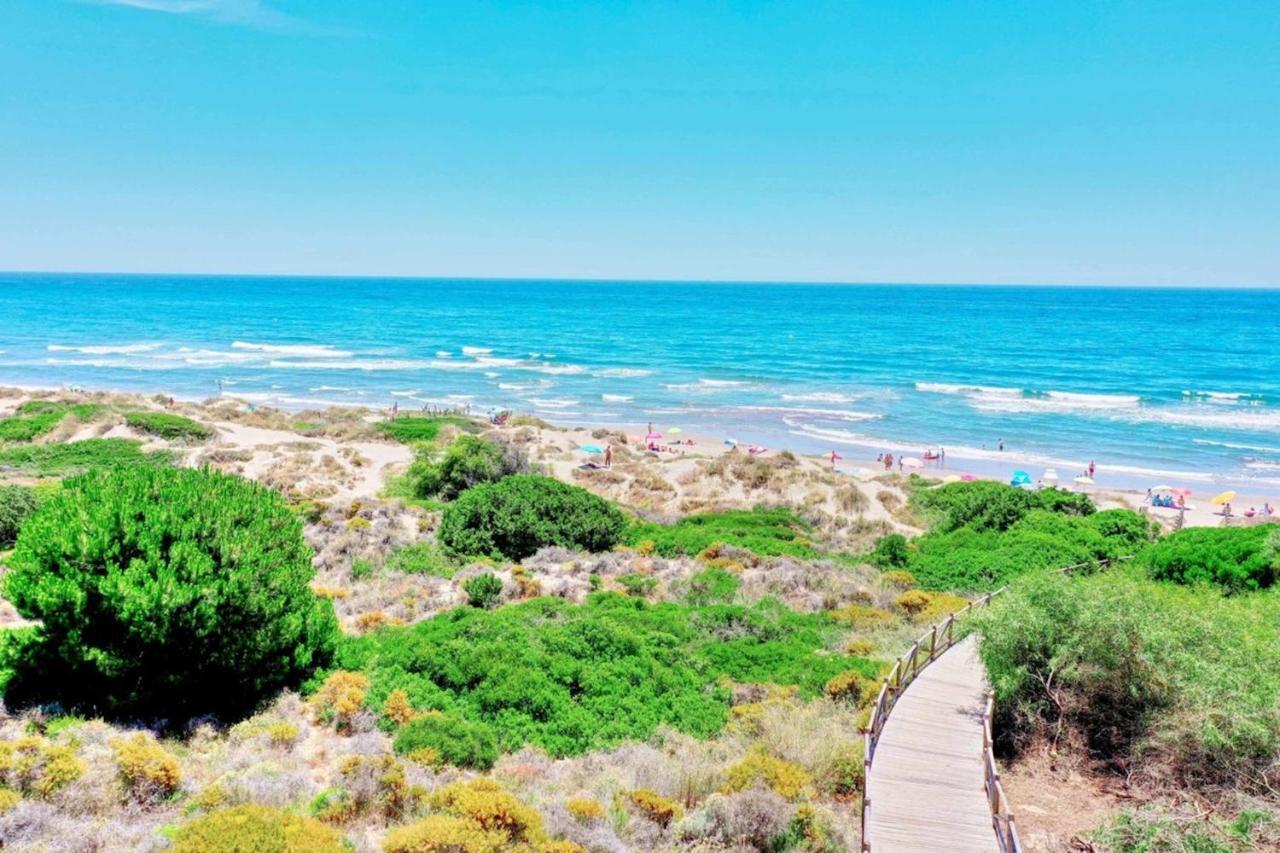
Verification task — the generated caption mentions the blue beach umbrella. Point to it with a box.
[579,444,604,454]
[1010,470,1032,486]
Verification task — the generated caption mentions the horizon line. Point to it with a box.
[2,268,1278,291]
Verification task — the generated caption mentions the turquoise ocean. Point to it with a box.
[2,274,1278,492]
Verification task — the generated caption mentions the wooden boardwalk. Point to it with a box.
[864,636,999,853]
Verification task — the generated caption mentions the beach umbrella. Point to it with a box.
[723,438,738,447]
[579,444,603,454]
[668,427,683,435]
[1171,487,1193,497]
[646,432,662,440]
[1074,475,1095,485]
[1011,470,1032,486]
[960,473,977,482]
[1043,468,1059,483]
[901,457,924,469]
[1212,490,1237,505]
[1151,484,1174,492]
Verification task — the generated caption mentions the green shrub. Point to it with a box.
[124,411,212,441]
[407,434,526,501]
[0,438,174,477]
[0,401,103,442]
[386,541,457,578]
[0,485,38,548]
[2,466,338,721]
[376,415,477,444]
[685,567,741,605]
[463,573,504,609]
[625,507,816,558]
[1144,526,1277,593]
[616,573,657,598]
[327,593,876,758]
[172,804,346,853]
[393,712,499,770]
[439,476,627,561]
[975,568,1280,788]
[1029,488,1096,517]
[913,480,1035,533]
[870,533,910,568]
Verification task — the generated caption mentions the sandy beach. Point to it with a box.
[2,383,1272,535]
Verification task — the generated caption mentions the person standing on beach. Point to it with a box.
[997,437,1005,452]
[884,452,893,471]
[604,446,613,468]
[1088,460,1096,478]
[940,447,946,466]
[830,450,841,468]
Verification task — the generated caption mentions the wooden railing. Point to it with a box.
[859,587,1016,851]
[860,557,1127,851]
[983,691,1021,852]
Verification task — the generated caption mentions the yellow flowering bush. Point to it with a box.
[384,689,417,725]
[382,815,506,853]
[565,797,605,823]
[0,736,85,798]
[723,749,812,800]
[823,670,875,706]
[310,671,369,731]
[172,804,346,853]
[110,732,182,801]
[626,789,682,827]
[428,778,545,845]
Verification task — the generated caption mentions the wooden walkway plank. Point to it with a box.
[864,635,999,853]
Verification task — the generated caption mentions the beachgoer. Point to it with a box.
[1265,503,1275,517]
[830,450,841,468]
[1223,502,1233,517]
[647,421,653,436]
[1177,494,1185,509]
[897,456,903,472]
[940,447,946,465]
[884,453,893,471]
[1246,507,1257,518]
[1088,460,1096,478]
[604,446,613,468]
[997,437,1004,452]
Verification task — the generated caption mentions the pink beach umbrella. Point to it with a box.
[900,457,924,469]
[1171,487,1193,497]
[960,473,978,482]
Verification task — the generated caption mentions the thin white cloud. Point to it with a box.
[85,0,320,33]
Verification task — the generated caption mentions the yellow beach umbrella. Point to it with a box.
[668,427,683,434]
[1212,491,1237,505]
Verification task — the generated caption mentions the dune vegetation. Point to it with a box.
[0,388,1274,851]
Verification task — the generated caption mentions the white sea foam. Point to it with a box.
[270,358,433,371]
[461,346,492,355]
[525,363,587,375]
[1182,390,1266,404]
[48,343,161,355]
[436,351,452,358]
[780,392,860,404]
[231,341,354,358]
[390,389,420,397]
[743,405,880,422]
[498,380,554,392]
[1192,438,1280,455]
[309,385,353,392]
[915,382,1022,397]
[594,368,653,378]
[601,394,633,403]
[527,397,580,409]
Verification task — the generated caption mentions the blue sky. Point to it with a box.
[1,1,1277,285]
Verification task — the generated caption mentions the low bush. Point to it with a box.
[310,671,369,732]
[377,415,478,444]
[627,789,681,827]
[615,572,657,598]
[110,732,182,801]
[428,778,545,844]
[408,434,522,500]
[0,438,175,477]
[0,401,103,442]
[870,533,910,568]
[393,712,499,770]
[439,475,628,561]
[3,466,338,721]
[463,573,504,609]
[386,541,457,578]
[172,804,346,853]
[0,736,85,798]
[327,593,877,757]
[124,411,212,440]
[685,567,741,605]
[625,507,817,558]
[0,484,38,547]
[565,798,605,823]
[722,749,812,800]
[975,568,1280,789]
[1143,525,1277,593]
[383,815,506,853]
